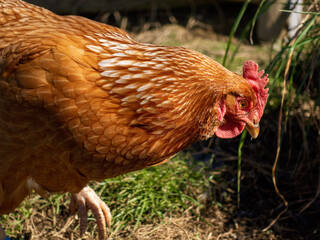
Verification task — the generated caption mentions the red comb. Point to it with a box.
[243,60,269,119]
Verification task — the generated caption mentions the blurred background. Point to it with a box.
[3,0,320,239]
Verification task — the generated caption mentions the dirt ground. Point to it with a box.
[8,195,281,240]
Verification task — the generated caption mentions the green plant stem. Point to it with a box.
[223,0,251,67]
[237,129,247,208]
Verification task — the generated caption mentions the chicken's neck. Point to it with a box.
[94,43,236,160]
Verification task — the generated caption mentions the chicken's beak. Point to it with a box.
[245,121,260,139]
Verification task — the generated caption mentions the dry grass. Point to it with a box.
[132,24,272,72]
[4,197,280,240]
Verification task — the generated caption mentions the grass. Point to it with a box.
[132,24,271,72]
[226,0,320,236]
[1,153,213,239]
[97,153,206,234]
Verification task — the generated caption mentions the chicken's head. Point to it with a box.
[215,60,269,139]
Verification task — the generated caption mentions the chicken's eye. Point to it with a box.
[239,100,249,109]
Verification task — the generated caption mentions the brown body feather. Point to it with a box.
[0,0,261,216]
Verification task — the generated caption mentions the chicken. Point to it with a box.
[0,0,269,239]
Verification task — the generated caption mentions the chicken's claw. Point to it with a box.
[70,186,111,240]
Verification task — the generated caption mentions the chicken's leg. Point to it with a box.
[70,186,111,240]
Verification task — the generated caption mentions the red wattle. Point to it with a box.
[215,121,245,139]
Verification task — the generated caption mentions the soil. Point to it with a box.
[9,197,281,240]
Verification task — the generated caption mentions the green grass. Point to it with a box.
[95,153,207,234]
[225,0,320,233]
[1,153,210,238]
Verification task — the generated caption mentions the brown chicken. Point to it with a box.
[0,0,269,239]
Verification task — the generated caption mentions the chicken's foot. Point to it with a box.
[70,186,111,240]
